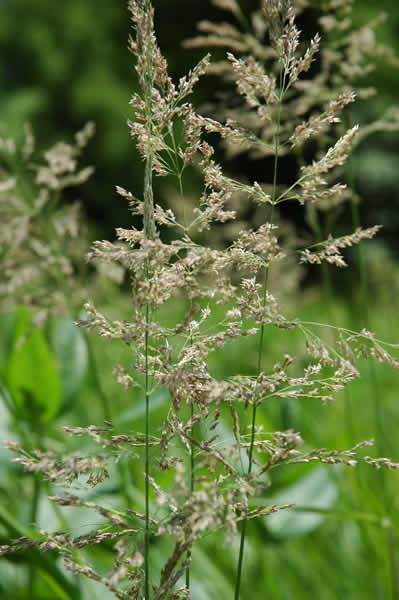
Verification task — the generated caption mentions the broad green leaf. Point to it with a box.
[7,309,62,425]
[266,467,338,538]
[51,318,88,407]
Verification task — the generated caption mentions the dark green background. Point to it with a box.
[1,0,399,242]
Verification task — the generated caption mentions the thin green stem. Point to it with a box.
[144,300,151,600]
[184,299,194,590]
[143,151,155,600]
[140,4,157,597]
[234,87,282,599]
[28,474,41,597]
[185,401,195,590]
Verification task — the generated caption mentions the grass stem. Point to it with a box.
[143,153,155,599]
[141,4,156,593]
[144,300,151,600]
[185,401,195,590]
[28,474,41,597]
[234,88,282,599]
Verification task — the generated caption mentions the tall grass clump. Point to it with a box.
[2,1,399,599]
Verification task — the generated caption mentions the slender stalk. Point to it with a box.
[185,401,195,590]
[144,299,151,600]
[182,204,194,590]
[140,4,157,596]
[28,474,41,596]
[143,151,155,600]
[234,91,282,600]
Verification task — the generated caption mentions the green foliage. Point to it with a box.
[7,309,62,426]
[51,318,88,409]
[266,467,338,538]
[0,311,89,428]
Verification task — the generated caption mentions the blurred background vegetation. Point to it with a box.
[1,0,399,599]
[1,0,399,241]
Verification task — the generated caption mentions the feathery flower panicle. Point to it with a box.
[266,2,320,88]
[290,91,356,146]
[302,125,359,177]
[227,53,277,108]
[300,226,382,268]
[286,125,359,205]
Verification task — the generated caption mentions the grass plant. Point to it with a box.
[1,2,399,599]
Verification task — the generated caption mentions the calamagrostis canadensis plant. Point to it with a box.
[2,1,399,599]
